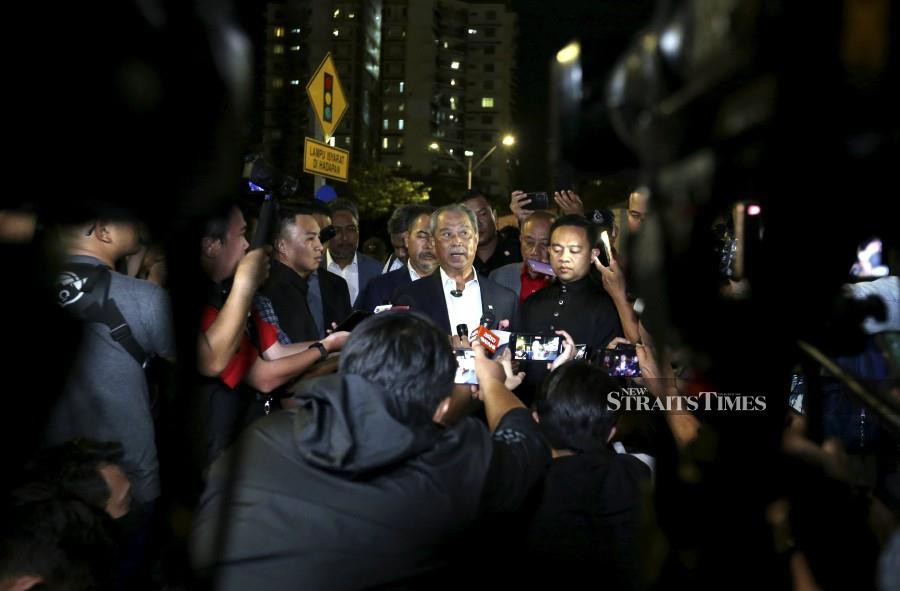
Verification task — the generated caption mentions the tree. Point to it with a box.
[348,163,430,220]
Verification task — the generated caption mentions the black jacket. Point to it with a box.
[392,270,518,333]
[191,373,549,590]
[355,265,414,312]
[260,260,319,342]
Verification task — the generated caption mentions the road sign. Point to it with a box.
[306,53,348,139]
[303,137,350,182]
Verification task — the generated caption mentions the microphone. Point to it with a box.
[480,308,497,330]
[456,324,469,340]
[450,288,463,297]
[475,307,500,353]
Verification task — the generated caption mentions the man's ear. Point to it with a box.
[591,247,601,261]
[532,410,540,424]
[201,236,221,259]
[94,221,114,244]
[432,396,452,424]
[606,425,618,443]
[274,236,287,257]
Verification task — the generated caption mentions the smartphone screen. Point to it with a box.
[453,349,478,384]
[599,230,613,266]
[527,259,555,276]
[850,237,889,278]
[523,192,549,210]
[574,344,589,360]
[601,345,642,377]
[511,333,563,361]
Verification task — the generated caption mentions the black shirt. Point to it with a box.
[260,260,320,343]
[520,274,623,350]
[473,234,522,276]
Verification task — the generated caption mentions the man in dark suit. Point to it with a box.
[325,199,382,307]
[356,206,436,312]
[394,204,517,334]
[262,204,352,342]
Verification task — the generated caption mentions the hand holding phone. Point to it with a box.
[526,259,555,277]
[523,192,550,211]
[510,333,564,361]
[453,349,479,384]
[334,310,373,332]
[601,344,642,377]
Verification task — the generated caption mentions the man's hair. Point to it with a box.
[339,311,456,423]
[201,203,237,242]
[272,203,322,245]
[329,198,360,223]
[25,439,125,513]
[388,204,436,235]
[550,214,599,248]
[535,361,622,453]
[429,204,478,237]
[459,189,488,205]
[523,210,556,230]
[302,199,334,220]
[0,481,115,590]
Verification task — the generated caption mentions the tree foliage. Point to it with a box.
[348,163,430,219]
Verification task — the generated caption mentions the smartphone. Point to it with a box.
[601,345,642,377]
[599,230,613,266]
[523,192,550,211]
[850,237,889,278]
[511,333,564,361]
[453,349,478,384]
[574,344,590,360]
[334,310,373,332]
[526,259,555,277]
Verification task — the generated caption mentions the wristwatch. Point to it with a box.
[311,341,328,360]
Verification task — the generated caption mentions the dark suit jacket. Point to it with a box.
[356,266,414,312]
[317,270,353,335]
[393,270,518,334]
[322,251,384,307]
[261,260,320,343]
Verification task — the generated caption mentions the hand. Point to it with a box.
[450,335,471,349]
[325,321,339,335]
[592,254,626,299]
[498,318,510,330]
[510,190,534,225]
[322,330,350,353]
[233,247,271,295]
[549,330,576,371]
[606,336,632,349]
[497,347,526,390]
[554,190,584,216]
[472,341,506,385]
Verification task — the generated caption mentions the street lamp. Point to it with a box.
[430,134,516,190]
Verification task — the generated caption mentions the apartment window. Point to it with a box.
[399,81,405,93]
[450,97,457,110]
[467,28,477,35]
[486,10,497,19]
[481,115,493,124]
[273,45,284,54]
[399,103,405,112]
[481,97,494,108]
[290,45,301,52]
[383,137,389,149]
[383,119,389,130]
[398,138,404,149]
[272,78,283,88]
[398,119,404,131]
[484,46,495,55]
[481,133,492,141]
[289,79,300,85]
[485,28,496,38]
[450,79,456,86]
[274,27,285,37]
[332,28,340,37]
[450,61,460,70]
[484,80,494,90]
[290,28,301,34]
[484,63,495,73]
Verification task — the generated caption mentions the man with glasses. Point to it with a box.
[356,205,437,312]
[394,204,517,335]
[326,199,382,307]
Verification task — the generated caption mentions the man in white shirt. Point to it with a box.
[394,203,518,335]
[325,198,382,306]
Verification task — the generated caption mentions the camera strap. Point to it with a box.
[56,263,149,368]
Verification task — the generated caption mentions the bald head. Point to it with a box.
[520,211,555,275]
[627,189,648,233]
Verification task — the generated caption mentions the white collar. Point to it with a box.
[408,263,421,281]
[440,267,478,288]
[327,250,358,269]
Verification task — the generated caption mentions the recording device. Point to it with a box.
[250,195,276,250]
[574,344,590,360]
[456,324,469,339]
[527,259,555,277]
[601,345,642,377]
[850,237,889,279]
[319,225,337,244]
[243,155,298,200]
[523,192,550,211]
[453,349,478,385]
[511,333,564,361]
[599,230,613,266]
[333,310,372,332]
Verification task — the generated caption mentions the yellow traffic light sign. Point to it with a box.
[306,53,348,139]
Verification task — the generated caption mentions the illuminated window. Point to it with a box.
[399,81,405,93]
[273,45,284,54]
[348,12,355,19]
[468,28,477,35]
[383,137,389,149]
[291,28,301,34]
[289,80,300,85]
[450,97,457,110]
[290,45,301,52]
[332,28,340,37]
[398,119,404,130]
[399,103,405,112]
[272,78,283,88]
[443,41,449,49]
[450,61,460,70]
[481,97,494,108]
[333,9,340,18]
[383,119,389,130]
[450,79,456,86]
[275,27,285,37]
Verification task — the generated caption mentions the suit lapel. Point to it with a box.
[426,272,451,334]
